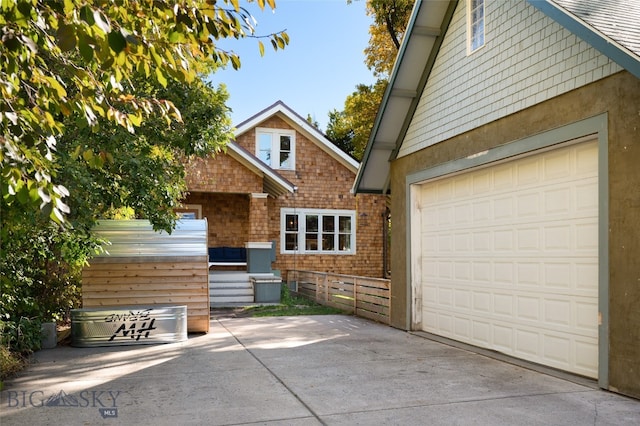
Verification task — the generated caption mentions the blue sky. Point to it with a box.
[207,0,377,132]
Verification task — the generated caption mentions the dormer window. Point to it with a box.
[467,0,485,54]
[256,128,295,170]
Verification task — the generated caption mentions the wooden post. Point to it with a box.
[356,277,360,313]
[323,273,328,303]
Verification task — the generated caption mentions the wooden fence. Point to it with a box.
[287,270,391,325]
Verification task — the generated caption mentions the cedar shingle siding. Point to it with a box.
[184,105,387,279]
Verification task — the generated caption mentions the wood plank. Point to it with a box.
[82,300,209,309]
[83,290,207,299]
[83,296,208,305]
[328,289,354,300]
[327,294,354,307]
[356,308,389,324]
[355,293,389,307]
[83,268,208,278]
[187,317,210,333]
[85,264,209,272]
[355,286,390,298]
[83,280,208,290]
[356,301,389,316]
[327,280,354,291]
[187,308,211,316]
[324,299,354,313]
[85,261,208,268]
[83,275,208,285]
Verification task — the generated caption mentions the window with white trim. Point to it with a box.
[281,208,355,254]
[467,0,485,54]
[256,128,295,170]
[175,204,202,219]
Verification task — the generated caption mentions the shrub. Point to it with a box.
[0,317,42,355]
[0,344,25,386]
[0,317,42,385]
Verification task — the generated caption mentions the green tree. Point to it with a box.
[325,109,355,157]
[0,76,233,325]
[327,0,411,159]
[364,0,414,77]
[0,0,289,224]
[0,0,288,370]
[326,80,387,160]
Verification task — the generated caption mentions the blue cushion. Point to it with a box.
[209,247,246,263]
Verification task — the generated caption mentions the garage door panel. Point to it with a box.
[575,142,598,173]
[576,181,598,210]
[425,285,597,334]
[575,339,599,373]
[417,141,599,378]
[575,300,599,331]
[515,329,541,357]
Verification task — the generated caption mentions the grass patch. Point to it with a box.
[245,286,345,317]
[248,304,344,317]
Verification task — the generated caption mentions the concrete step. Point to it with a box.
[211,287,253,296]
[209,281,252,288]
[209,271,254,305]
[211,295,254,304]
[209,272,251,282]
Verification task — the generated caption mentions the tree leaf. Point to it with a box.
[82,150,93,163]
[79,5,94,25]
[128,113,142,127]
[108,30,126,54]
[78,36,94,61]
[230,54,240,70]
[57,24,76,52]
[155,67,167,87]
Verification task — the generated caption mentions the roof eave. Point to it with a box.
[227,142,295,197]
[353,0,459,194]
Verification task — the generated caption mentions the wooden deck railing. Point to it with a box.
[286,270,391,325]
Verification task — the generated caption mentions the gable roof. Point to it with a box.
[235,100,360,174]
[353,0,640,194]
[530,0,640,79]
[226,141,295,197]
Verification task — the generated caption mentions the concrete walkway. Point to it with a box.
[1,315,639,425]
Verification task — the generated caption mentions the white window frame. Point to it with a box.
[175,204,202,219]
[467,0,485,55]
[255,127,296,170]
[280,208,356,255]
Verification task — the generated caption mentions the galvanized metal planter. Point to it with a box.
[71,305,188,347]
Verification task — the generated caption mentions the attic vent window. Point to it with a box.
[468,0,485,54]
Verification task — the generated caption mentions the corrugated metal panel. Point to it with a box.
[71,305,188,347]
[93,219,207,257]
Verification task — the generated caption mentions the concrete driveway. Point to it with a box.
[1,314,639,425]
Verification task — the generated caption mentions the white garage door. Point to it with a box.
[416,140,599,378]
